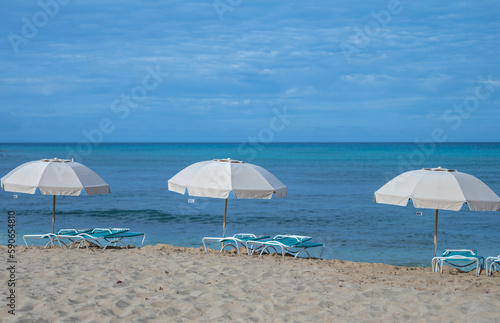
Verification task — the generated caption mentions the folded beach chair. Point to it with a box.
[486,255,500,276]
[248,234,325,261]
[23,228,93,249]
[202,233,271,256]
[73,228,145,250]
[432,249,484,276]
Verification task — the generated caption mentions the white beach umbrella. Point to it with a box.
[168,158,287,237]
[374,167,500,257]
[1,158,110,232]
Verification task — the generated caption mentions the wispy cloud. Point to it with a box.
[1,1,499,142]
[340,74,392,85]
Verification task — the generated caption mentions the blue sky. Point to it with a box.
[1,0,499,142]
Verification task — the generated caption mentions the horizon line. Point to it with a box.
[1,141,500,145]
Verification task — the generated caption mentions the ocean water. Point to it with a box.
[1,143,499,267]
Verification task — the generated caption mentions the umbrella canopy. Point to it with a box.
[374,167,500,256]
[1,158,110,232]
[168,158,287,236]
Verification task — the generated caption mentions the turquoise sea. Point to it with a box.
[1,143,499,267]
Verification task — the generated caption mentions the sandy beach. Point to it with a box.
[1,244,499,322]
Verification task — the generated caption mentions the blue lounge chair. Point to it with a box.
[23,228,93,249]
[248,234,325,261]
[101,231,146,250]
[202,233,271,256]
[486,255,500,276]
[74,228,145,250]
[432,249,484,276]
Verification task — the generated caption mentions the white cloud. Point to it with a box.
[417,74,452,91]
[477,78,500,86]
[283,86,319,98]
[340,74,391,84]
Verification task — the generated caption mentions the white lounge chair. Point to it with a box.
[23,228,92,249]
[23,228,145,251]
[486,255,500,276]
[432,249,484,276]
[73,228,145,250]
[202,233,271,256]
[247,234,325,261]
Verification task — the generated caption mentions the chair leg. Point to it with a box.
[202,239,209,254]
[103,240,126,251]
[434,260,443,273]
[488,260,499,276]
[221,243,240,256]
[293,249,311,259]
[23,237,31,249]
[432,259,441,273]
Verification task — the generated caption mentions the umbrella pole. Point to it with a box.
[52,195,56,234]
[433,209,438,258]
[223,198,228,238]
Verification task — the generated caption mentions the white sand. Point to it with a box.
[1,244,499,322]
